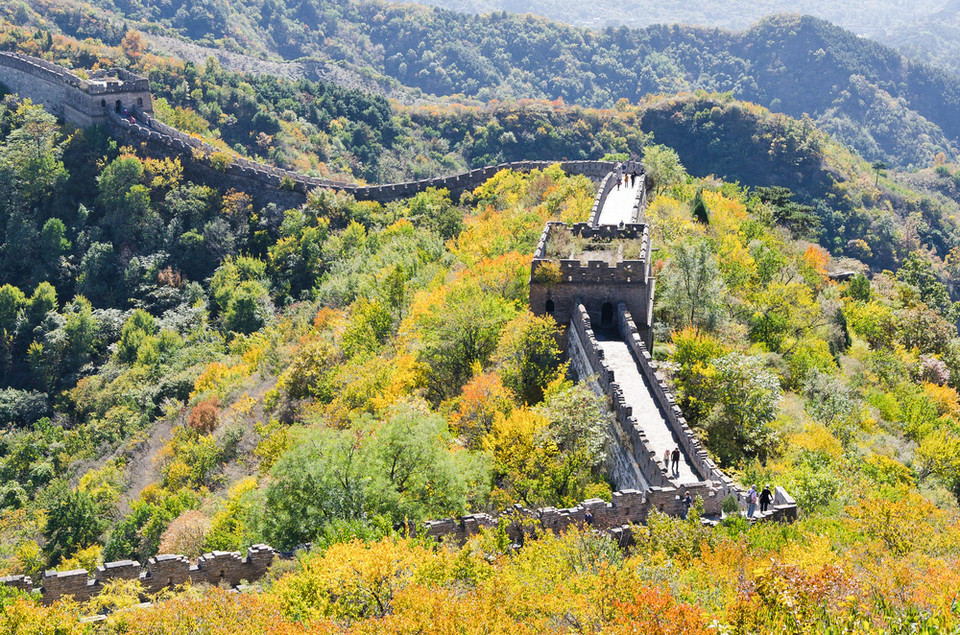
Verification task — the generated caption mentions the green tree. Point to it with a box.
[846,274,871,302]
[405,187,463,239]
[707,353,781,466]
[38,218,70,278]
[493,312,563,405]
[660,239,726,330]
[691,189,709,224]
[76,242,118,307]
[417,290,516,405]
[43,489,105,566]
[871,160,887,186]
[642,144,686,196]
[26,282,57,328]
[897,252,957,321]
[0,101,69,209]
[368,405,488,521]
[261,427,368,549]
[117,309,158,364]
[0,284,25,335]
[224,280,271,334]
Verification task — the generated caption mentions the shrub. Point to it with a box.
[157,510,211,558]
[722,494,740,515]
[209,152,232,171]
[532,260,562,286]
[188,398,221,434]
[0,389,50,426]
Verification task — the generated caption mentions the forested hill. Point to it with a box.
[23,0,960,169]
[419,0,960,77]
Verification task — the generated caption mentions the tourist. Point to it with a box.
[631,170,638,187]
[746,484,758,518]
[671,447,680,475]
[681,491,693,519]
[759,484,773,514]
[584,509,594,527]
[663,448,670,468]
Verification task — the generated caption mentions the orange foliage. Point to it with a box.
[188,398,221,434]
[802,244,830,280]
[450,371,515,447]
[605,587,710,634]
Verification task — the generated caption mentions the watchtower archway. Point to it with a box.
[600,302,614,328]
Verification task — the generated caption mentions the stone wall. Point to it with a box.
[0,52,637,210]
[113,107,625,208]
[568,303,674,492]
[616,303,798,522]
[529,222,654,339]
[0,52,69,120]
[111,105,624,208]
[0,544,275,605]
[0,52,153,128]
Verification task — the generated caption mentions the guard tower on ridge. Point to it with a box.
[529,221,655,348]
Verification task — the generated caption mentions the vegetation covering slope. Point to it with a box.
[10,0,960,168]
[3,99,960,631]
[418,0,960,76]
[2,12,960,635]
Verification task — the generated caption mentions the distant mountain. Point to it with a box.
[417,0,960,76]
[17,1,960,168]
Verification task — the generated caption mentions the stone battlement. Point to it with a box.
[0,52,153,128]
[0,544,275,605]
[531,220,654,339]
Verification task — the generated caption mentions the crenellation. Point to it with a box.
[0,574,33,592]
[96,560,140,584]
[4,544,279,605]
[42,568,96,604]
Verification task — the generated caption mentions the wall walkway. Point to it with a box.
[595,173,647,226]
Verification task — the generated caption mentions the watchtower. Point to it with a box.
[529,221,655,347]
[0,53,153,128]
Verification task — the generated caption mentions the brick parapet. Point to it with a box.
[116,106,628,206]
[615,303,798,519]
[530,222,651,285]
[0,52,154,128]
[569,304,686,492]
[587,160,644,227]
[0,544,277,605]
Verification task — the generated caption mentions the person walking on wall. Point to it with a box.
[681,491,693,520]
[759,484,773,514]
[746,484,758,518]
[671,447,680,476]
[663,448,670,469]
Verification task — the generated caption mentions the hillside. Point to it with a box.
[3,15,960,634]
[14,0,960,170]
[419,0,960,75]
[2,83,960,629]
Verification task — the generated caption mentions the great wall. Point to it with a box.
[0,53,796,606]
